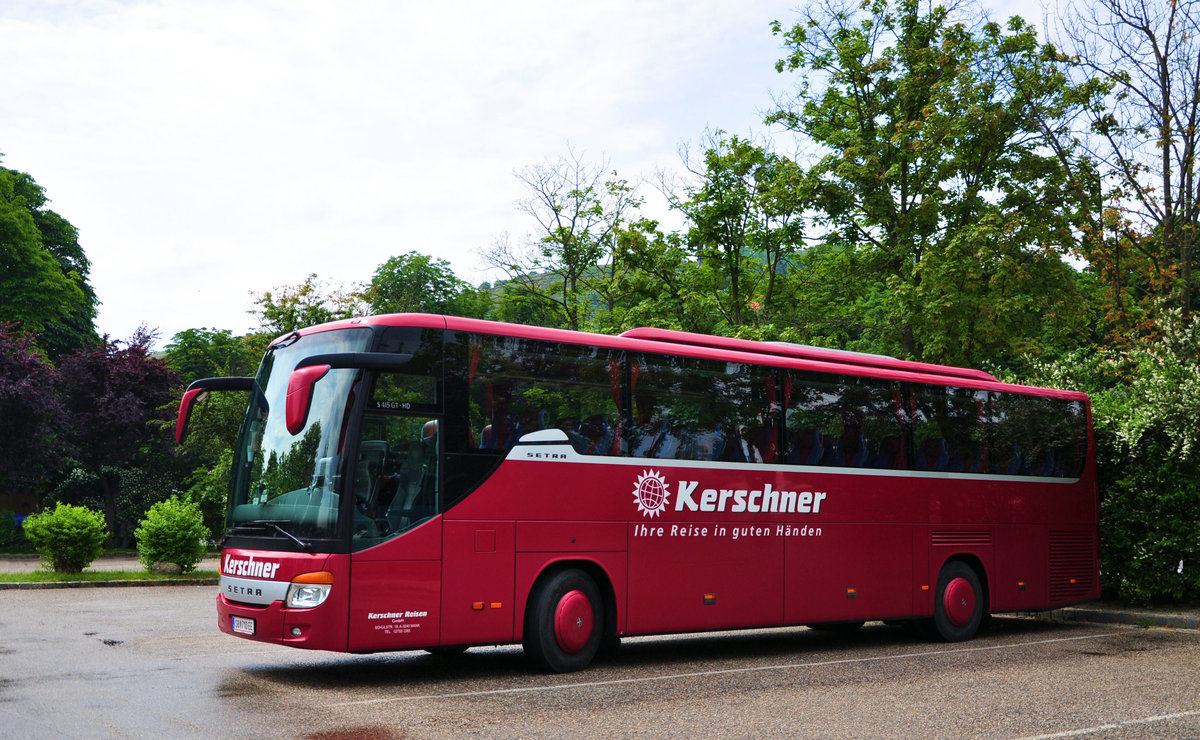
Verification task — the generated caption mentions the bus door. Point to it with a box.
[347,413,444,651]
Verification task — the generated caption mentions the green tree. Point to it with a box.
[163,326,266,540]
[664,133,810,333]
[363,252,491,318]
[249,273,363,336]
[766,237,879,350]
[1049,0,1200,337]
[7,168,100,358]
[164,327,262,386]
[769,0,1094,366]
[0,164,96,357]
[585,218,690,334]
[483,150,642,331]
[183,447,233,542]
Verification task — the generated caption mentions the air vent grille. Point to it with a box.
[931,530,993,547]
[1049,530,1096,603]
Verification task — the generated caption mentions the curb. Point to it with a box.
[1046,606,1200,631]
[0,578,218,590]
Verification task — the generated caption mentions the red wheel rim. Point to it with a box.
[943,576,976,627]
[554,589,594,653]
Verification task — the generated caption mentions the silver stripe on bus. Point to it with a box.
[506,442,1082,484]
[220,574,291,606]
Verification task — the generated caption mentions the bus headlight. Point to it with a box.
[285,571,334,608]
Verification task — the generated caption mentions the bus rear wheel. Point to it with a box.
[933,561,984,642]
[524,568,602,673]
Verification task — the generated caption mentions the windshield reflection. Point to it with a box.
[228,328,371,543]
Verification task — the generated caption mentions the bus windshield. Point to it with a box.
[227,327,372,546]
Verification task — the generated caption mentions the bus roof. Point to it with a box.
[293,314,1082,400]
[618,327,999,383]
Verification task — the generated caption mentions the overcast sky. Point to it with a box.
[1,0,1046,347]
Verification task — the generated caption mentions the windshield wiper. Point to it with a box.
[268,331,301,352]
[223,520,312,551]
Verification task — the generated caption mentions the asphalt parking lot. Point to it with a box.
[1,585,1198,739]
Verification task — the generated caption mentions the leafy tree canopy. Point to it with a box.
[0,163,97,357]
[363,251,491,318]
[768,0,1096,365]
[249,273,363,336]
[482,150,643,331]
[164,327,263,386]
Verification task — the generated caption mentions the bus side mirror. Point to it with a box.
[176,376,257,444]
[175,388,208,444]
[286,365,331,435]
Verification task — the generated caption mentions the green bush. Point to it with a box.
[1098,446,1200,604]
[134,497,207,574]
[1022,313,1200,604]
[22,503,107,573]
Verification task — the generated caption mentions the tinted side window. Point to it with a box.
[989,392,1088,477]
[786,372,906,469]
[911,384,988,473]
[630,354,778,463]
[468,335,622,455]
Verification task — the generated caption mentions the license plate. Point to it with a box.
[232,615,255,635]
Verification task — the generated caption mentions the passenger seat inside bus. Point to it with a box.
[355,440,388,511]
[787,429,823,465]
[385,430,438,532]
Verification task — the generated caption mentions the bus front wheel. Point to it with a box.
[524,568,602,673]
[933,561,984,642]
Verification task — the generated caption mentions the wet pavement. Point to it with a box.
[1,586,1198,739]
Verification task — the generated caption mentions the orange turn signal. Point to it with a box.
[292,571,334,584]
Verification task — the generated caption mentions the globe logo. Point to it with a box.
[633,470,670,518]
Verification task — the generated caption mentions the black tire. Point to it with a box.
[523,568,603,673]
[806,621,865,633]
[933,561,984,642]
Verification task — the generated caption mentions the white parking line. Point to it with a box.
[330,632,1119,708]
[1014,709,1200,739]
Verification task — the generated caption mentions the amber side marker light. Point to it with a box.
[293,571,335,584]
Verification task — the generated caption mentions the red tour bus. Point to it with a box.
[177,314,1099,672]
